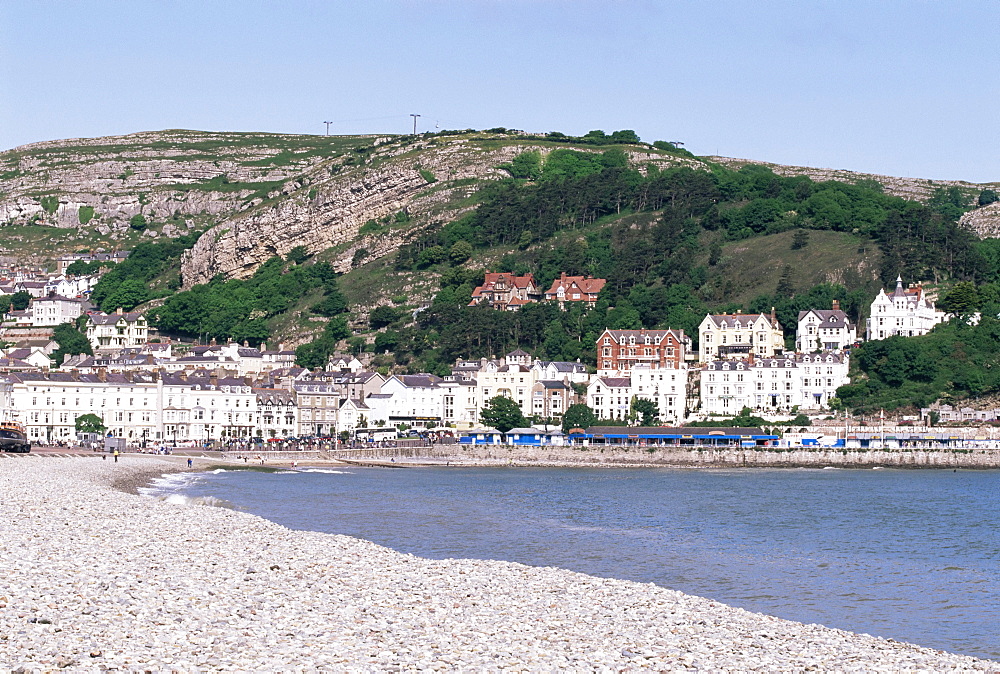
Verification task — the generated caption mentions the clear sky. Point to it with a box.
[2,1,998,182]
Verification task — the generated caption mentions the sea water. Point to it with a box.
[157,466,1000,660]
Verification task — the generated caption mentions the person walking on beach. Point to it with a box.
[187,457,193,468]
[113,450,119,463]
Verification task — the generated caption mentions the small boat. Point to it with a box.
[0,421,30,453]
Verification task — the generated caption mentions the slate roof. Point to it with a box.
[705,313,779,329]
[797,309,854,329]
[595,377,631,388]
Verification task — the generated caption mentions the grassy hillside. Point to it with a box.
[704,230,881,307]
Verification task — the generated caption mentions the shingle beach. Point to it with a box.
[1,456,995,672]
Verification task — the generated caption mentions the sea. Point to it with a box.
[147,465,1000,660]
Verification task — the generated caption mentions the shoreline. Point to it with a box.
[2,457,996,670]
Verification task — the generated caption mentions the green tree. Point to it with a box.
[508,151,542,180]
[791,228,809,250]
[978,189,998,207]
[50,322,93,366]
[8,291,31,311]
[99,278,149,312]
[129,214,147,230]
[286,245,311,264]
[776,265,795,296]
[449,240,473,265]
[937,281,979,318]
[562,403,597,432]
[480,395,527,433]
[629,397,659,426]
[708,242,722,266]
[369,305,399,329]
[75,413,106,435]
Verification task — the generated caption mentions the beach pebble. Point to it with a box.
[0,457,995,671]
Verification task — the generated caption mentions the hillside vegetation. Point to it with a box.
[11,127,1000,413]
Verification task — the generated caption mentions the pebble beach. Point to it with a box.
[1,456,996,672]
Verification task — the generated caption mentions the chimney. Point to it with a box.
[832,299,840,311]
[116,306,123,315]
[209,372,219,387]
[97,368,107,382]
[770,306,776,323]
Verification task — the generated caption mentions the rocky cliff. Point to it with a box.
[178,135,703,287]
[0,129,380,235]
[3,129,1000,284]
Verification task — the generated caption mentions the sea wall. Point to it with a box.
[0,456,992,670]
[336,444,1000,468]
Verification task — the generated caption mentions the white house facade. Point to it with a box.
[866,276,946,341]
[796,302,857,352]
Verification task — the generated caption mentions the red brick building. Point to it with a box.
[596,328,690,373]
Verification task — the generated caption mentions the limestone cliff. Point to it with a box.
[178,137,703,287]
[0,129,380,235]
[4,128,1000,283]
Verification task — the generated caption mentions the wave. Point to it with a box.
[153,493,234,508]
[138,471,202,497]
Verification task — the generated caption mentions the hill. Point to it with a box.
[3,127,1000,362]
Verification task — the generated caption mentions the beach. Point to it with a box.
[1,455,995,671]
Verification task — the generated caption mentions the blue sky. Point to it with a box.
[2,1,998,182]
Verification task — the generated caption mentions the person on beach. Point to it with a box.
[113,450,119,463]
[187,458,193,468]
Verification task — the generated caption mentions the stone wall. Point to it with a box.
[337,443,1000,469]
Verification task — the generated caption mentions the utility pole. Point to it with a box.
[410,114,421,135]
[323,121,332,136]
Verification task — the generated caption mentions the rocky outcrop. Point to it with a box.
[959,201,1000,238]
[179,138,701,286]
[0,129,380,233]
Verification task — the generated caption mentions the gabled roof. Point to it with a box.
[600,329,688,344]
[87,310,145,325]
[705,313,779,329]
[797,309,854,329]
[544,274,606,297]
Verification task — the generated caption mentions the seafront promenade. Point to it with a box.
[1,456,995,671]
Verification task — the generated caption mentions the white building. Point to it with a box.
[86,309,149,352]
[699,352,849,416]
[30,294,87,327]
[369,374,446,428]
[587,376,632,422]
[476,361,535,419]
[531,360,590,384]
[796,301,857,352]
[256,387,298,439]
[2,370,160,445]
[629,363,688,425]
[439,374,480,428]
[335,397,371,435]
[866,276,946,341]
[160,371,257,444]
